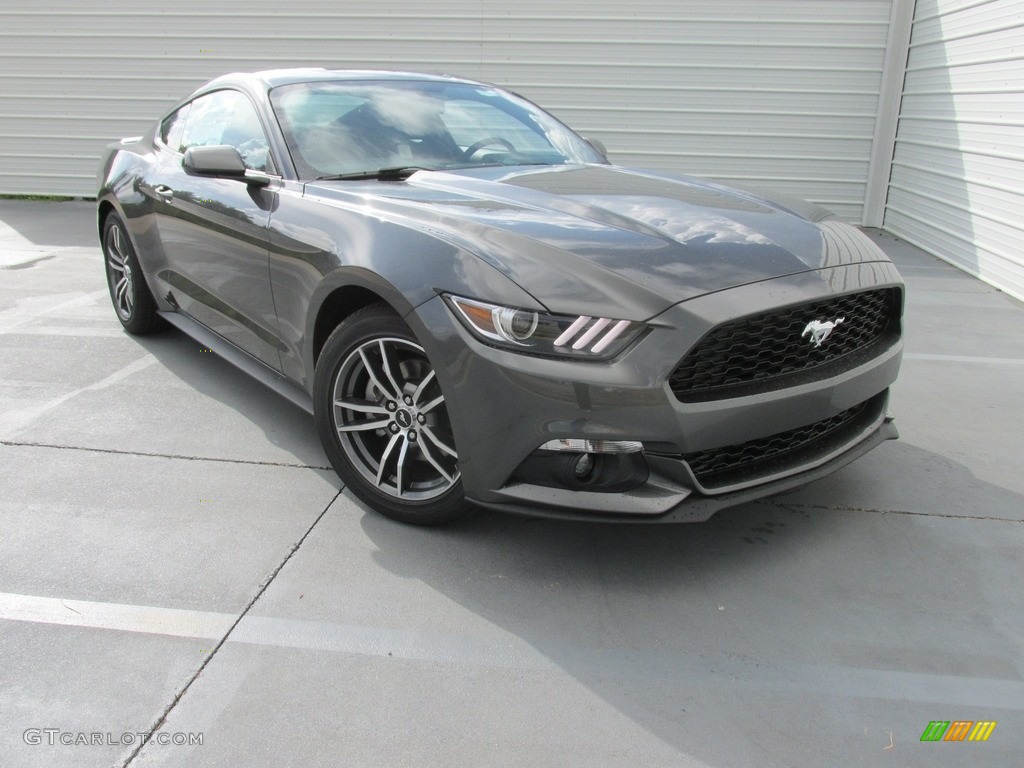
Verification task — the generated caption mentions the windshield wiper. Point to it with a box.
[314,166,427,182]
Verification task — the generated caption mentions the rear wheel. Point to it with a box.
[102,213,163,334]
[314,304,471,525]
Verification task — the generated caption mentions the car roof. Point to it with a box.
[201,68,478,94]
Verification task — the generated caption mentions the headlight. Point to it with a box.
[446,295,646,360]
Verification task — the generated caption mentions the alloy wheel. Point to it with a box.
[331,336,460,501]
[105,222,135,320]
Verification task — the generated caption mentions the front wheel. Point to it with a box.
[314,304,472,525]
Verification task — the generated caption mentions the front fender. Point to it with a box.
[268,187,542,391]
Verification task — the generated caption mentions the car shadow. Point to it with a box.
[355,440,1023,765]
[129,327,332,471]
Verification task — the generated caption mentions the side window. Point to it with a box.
[179,90,273,172]
[159,104,190,153]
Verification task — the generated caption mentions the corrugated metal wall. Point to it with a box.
[0,0,894,222]
[885,0,1024,302]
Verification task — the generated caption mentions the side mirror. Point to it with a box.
[584,136,609,161]
[182,145,247,178]
[182,145,273,187]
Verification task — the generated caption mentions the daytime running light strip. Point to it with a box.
[554,316,633,354]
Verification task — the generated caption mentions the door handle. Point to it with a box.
[153,185,174,200]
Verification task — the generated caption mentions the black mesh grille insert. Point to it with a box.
[680,398,879,489]
[670,288,900,402]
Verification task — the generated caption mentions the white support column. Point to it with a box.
[862,0,916,226]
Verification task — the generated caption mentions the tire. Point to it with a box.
[314,304,472,525]
[102,212,163,335]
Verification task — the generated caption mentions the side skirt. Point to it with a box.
[157,310,314,415]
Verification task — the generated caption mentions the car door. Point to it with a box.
[149,88,282,368]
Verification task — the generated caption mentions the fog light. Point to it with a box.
[512,446,650,493]
[539,439,644,454]
[573,453,594,479]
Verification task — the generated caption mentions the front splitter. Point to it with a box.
[470,417,899,524]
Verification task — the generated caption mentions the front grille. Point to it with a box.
[670,288,900,402]
[680,396,881,490]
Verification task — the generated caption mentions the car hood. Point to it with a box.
[306,164,889,319]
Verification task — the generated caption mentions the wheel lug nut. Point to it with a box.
[417,414,426,424]
[403,395,413,405]
[386,401,397,411]
[389,423,399,433]
[408,430,417,441]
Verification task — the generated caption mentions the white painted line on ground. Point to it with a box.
[0,353,158,438]
[904,352,1024,366]
[0,591,544,668]
[0,592,232,640]
[2,590,1023,709]
[7,325,125,338]
[233,615,554,670]
[0,289,107,335]
[0,249,59,269]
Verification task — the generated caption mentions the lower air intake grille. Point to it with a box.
[681,396,883,490]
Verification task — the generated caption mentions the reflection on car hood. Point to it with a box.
[306,164,890,319]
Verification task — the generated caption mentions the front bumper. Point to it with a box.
[408,261,904,521]
[478,412,897,523]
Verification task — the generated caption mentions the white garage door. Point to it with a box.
[1,0,893,222]
[885,0,1024,302]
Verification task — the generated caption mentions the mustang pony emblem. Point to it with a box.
[802,317,845,347]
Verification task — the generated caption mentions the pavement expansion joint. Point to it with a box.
[5,438,1017,524]
[119,490,340,768]
[0,439,333,471]
[766,499,1023,524]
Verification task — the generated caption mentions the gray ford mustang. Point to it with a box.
[96,69,903,525]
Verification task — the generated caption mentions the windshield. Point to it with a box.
[269,79,604,179]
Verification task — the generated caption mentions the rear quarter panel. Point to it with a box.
[97,132,173,311]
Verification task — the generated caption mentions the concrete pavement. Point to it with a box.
[0,199,1021,767]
